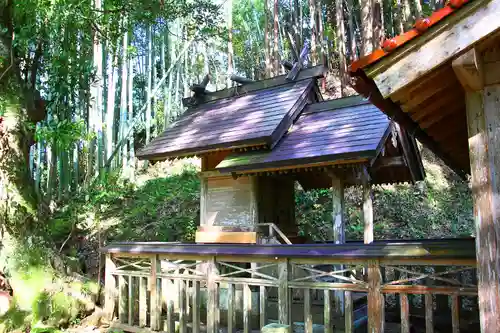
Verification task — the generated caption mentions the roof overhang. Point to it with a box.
[349,0,500,179]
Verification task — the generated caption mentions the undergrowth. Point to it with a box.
[0,148,474,332]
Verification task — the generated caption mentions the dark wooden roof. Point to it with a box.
[136,79,314,160]
[215,96,391,173]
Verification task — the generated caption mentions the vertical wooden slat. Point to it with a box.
[451,295,460,333]
[104,254,117,321]
[166,279,175,333]
[139,277,147,327]
[207,258,219,333]
[278,259,290,326]
[324,290,332,333]
[228,283,235,333]
[304,289,313,333]
[150,255,161,330]
[179,279,186,333]
[260,285,268,329]
[244,284,252,333]
[344,291,353,333]
[425,293,434,333]
[128,276,134,325]
[400,293,410,333]
[367,260,384,333]
[192,281,200,333]
[118,275,127,323]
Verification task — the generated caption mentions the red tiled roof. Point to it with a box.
[349,0,472,72]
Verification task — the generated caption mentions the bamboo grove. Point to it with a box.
[1,0,445,218]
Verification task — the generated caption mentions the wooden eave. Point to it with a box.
[349,0,500,179]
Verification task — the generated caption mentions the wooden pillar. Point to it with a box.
[150,254,161,330]
[104,253,117,321]
[331,173,345,316]
[362,183,374,244]
[453,47,500,332]
[207,257,220,333]
[367,260,384,333]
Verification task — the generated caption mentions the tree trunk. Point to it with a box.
[146,24,152,145]
[264,0,271,78]
[273,0,280,75]
[309,0,318,64]
[227,0,234,87]
[372,0,384,50]
[335,0,347,95]
[120,21,128,170]
[360,0,373,56]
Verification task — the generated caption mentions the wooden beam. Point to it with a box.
[368,0,500,98]
[352,74,469,179]
[230,74,255,85]
[373,156,406,169]
[195,231,258,244]
[452,48,484,92]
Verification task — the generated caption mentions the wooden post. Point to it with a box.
[207,258,219,333]
[200,176,208,226]
[150,254,161,330]
[104,254,117,321]
[367,260,384,333]
[363,183,374,244]
[278,259,290,327]
[331,173,345,316]
[453,47,500,333]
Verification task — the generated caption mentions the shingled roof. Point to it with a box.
[216,96,391,173]
[137,78,314,160]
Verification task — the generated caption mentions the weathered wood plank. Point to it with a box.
[228,283,235,333]
[331,174,345,315]
[424,293,434,333]
[105,254,117,321]
[207,259,219,333]
[150,255,161,331]
[465,83,500,333]
[369,0,500,98]
[304,289,313,333]
[278,260,290,326]
[344,291,353,333]
[400,293,410,333]
[451,295,460,333]
[195,231,258,244]
[178,279,186,333]
[128,276,135,326]
[363,183,374,244]
[260,286,268,329]
[166,279,175,333]
[118,275,128,323]
[139,277,147,328]
[244,284,252,333]
[324,290,332,333]
[192,281,200,333]
[367,260,384,333]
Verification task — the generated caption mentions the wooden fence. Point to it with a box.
[102,239,478,333]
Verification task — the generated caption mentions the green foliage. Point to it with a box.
[48,161,201,245]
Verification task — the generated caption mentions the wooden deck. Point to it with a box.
[102,239,479,333]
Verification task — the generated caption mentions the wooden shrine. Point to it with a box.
[137,66,424,246]
[349,0,500,332]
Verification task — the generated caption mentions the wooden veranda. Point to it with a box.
[102,239,479,333]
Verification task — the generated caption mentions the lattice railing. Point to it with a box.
[103,246,478,333]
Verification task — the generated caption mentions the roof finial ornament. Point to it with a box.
[184,73,211,107]
[282,24,310,81]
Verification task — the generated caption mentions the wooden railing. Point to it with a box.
[102,239,478,333]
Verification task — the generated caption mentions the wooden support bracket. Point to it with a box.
[452,48,484,92]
